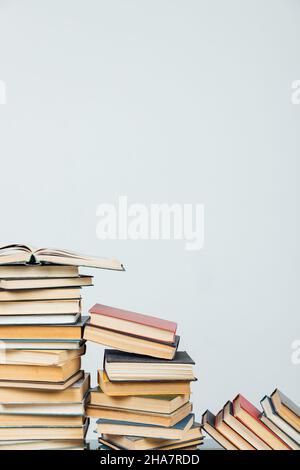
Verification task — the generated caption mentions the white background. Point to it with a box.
[0,0,299,432]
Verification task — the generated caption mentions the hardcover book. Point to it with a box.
[0,287,82,302]
[0,373,90,403]
[0,316,88,340]
[233,394,290,450]
[0,339,85,350]
[0,420,88,440]
[0,370,84,391]
[101,422,202,450]
[89,387,190,414]
[89,303,177,343]
[260,396,300,447]
[0,401,86,416]
[0,264,79,278]
[270,389,300,432]
[96,413,195,440]
[87,401,192,427]
[0,313,81,325]
[103,349,195,381]
[0,440,86,450]
[0,344,85,366]
[84,324,179,360]
[202,410,238,450]
[0,414,85,427]
[0,275,93,290]
[0,357,81,382]
[98,370,192,396]
[0,299,81,315]
[223,401,271,450]
[215,409,255,450]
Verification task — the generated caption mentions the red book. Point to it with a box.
[233,394,290,450]
[89,304,177,343]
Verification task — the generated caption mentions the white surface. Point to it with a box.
[0,0,299,423]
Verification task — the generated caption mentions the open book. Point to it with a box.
[0,244,124,271]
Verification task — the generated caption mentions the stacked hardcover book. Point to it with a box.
[84,304,203,450]
[202,389,300,450]
[0,244,123,450]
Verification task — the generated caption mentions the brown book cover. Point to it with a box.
[98,370,191,396]
[89,304,177,336]
[233,394,290,450]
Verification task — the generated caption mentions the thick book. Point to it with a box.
[233,394,290,450]
[0,373,90,404]
[0,264,79,278]
[202,410,238,450]
[101,423,202,450]
[0,345,86,366]
[89,303,177,343]
[0,316,88,339]
[0,420,88,440]
[0,275,93,290]
[0,244,124,270]
[84,324,179,360]
[0,414,85,427]
[215,409,255,450]
[98,370,192,396]
[0,401,86,416]
[0,313,81,325]
[96,414,194,440]
[223,401,271,450]
[0,287,82,302]
[0,299,81,315]
[0,370,84,391]
[86,402,192,427]
[261,417,299,450]
[0,357,81,382]
[89,387,190,414]
[261,396,300,447]
[103,349,195,381]
[270,389,300,432]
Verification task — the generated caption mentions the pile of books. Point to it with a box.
[84,304,203,450]
[202,389,300,450]
[0,244,123,450]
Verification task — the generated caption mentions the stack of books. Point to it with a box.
[0,244,123,450]
[84,304,203,450]
[202,389,300,450]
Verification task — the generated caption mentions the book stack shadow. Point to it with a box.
[84,304,203,450]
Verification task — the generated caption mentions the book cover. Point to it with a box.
[233,394,290,449]
[89,303,177,334]
[104,349,194,365]
[271,389,300,418]
[96,413,195,430]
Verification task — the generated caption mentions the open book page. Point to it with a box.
[0,245,33,264]
[0,244,124,270]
